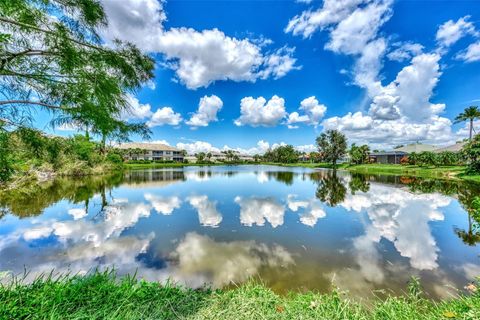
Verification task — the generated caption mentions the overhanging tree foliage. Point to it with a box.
[0,0,154,132]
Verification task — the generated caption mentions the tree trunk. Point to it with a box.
[101,134,106,154]
[470,118,473,141]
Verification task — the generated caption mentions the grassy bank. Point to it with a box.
[0,272,478,320]
[259,162,480,183]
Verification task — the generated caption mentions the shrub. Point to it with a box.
[463,135,480,174]
[106,152,123,165]
[408,152,419,165]
[0,131,14,183]
[418,151,438,167]
[437,151,459,166]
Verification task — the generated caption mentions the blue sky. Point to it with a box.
[52,0,480,154]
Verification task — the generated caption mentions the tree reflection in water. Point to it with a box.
[312,170,347,207]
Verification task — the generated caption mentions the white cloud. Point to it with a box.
[23,226,54,241]
[101,0,298,89]
[341,184,451,270]
[67,208,88,220]
[121,94,153,121]
[146,107,183,127]
[186,95,223,127]
[323,111,373,131]
[286,112,310,129]
[168,233,294,288]
[325,0,392,55]
[235,95,287,127]
[456,41,480,62]
[235,196,285,228]
[387,42,424,62]
[436,16,477,48]
[258,47,300,80]
[295,144,317,153]
[187,195,222,227]
[373,53,445,121]
[100,0,165,50]
[150,140,170,146]
[322,53,455,148]
[176,141,220,154]
[286,96,327,128]
[144,194,181,215]
[285,0,366,38]
[286,0,393,94]
[287,195,326,227]
[175,140,316,156]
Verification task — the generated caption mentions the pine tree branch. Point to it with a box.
[0,16,104,51]
[0,100,71,110]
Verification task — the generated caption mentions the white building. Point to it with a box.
[116,142,184,162]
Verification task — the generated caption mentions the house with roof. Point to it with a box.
[433,142,467,153]
[369,143,437,164]
[116,142,184,162]
[369,142,467,164]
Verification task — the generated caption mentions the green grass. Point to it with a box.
[1,272,479,319]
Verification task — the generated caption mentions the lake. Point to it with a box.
[0,165,479,300]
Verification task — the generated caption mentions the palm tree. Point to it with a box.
[454,106,480,141]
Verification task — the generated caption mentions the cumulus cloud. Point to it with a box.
[456,41,480,62]
[341,184,451,270]
[286,96,327,128]
[235,196,285,228]
[150,140,170,146]
[67,208,88,220]
[322,53,454,148]
[436,16,478,48]
[286,0,393,94]
[387,42,424,62]
[121,94,153,121]
[187,195,222,227]
[324,0,392,55]
[234,95,287,127]
[146,107,183,127]
[186,95,223,127]
[175,140,316,156]
[101,0,298,89]
[144,194,181,215]
[287,195,326,227]
[168,233,294,288]
[286,0,461,147]
[176,141,220,155]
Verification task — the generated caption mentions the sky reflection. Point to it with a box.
[0,166,478,298]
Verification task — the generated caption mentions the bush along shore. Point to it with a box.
[0,272,479,320]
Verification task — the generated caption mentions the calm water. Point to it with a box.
[1,165,479,299]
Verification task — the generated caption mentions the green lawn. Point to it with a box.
[1,272,478,320]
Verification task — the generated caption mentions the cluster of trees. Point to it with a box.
[0,128,125,182]
[262,145,299,163]
[0,1,153,182]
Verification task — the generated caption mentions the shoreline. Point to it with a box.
[1,272,478,319]
[124,162,480,184]
[1,162,479,192]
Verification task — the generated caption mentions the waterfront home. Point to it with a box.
[369,143,436,164]
[116,142,184,162]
